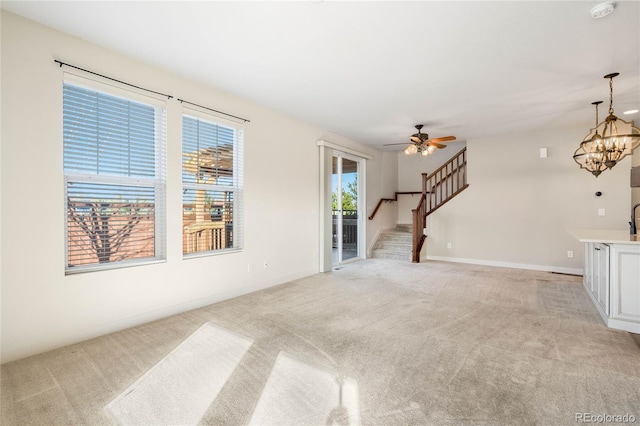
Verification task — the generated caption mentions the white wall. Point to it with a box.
[366,151,398,248]
[0,12,388,362]
[425,126,631,273]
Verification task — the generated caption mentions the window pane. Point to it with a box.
[63,80,165,273]
[182,116,234,186]
[67,182,156,268]
[183,189,234,254]
[64,84,156,177]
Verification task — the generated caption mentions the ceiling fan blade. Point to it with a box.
[430,142,448,149]
[429,136,456,143]
[384,143,413,146]
[410,136,422,143]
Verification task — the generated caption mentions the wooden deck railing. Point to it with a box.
[333,209,358,248]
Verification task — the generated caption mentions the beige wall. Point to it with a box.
[0,12,391,362]
[425,127,631,273]
[366,151,398,250]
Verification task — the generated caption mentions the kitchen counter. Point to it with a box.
[568,229,640,244]
[570,229,640,334]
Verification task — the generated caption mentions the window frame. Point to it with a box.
[181,106,244,258]
[63,73,167,274]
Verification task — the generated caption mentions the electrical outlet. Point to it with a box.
[598,208,606,216]
[263,260,268,269]
[567,251,574,258]
[447,243,452,249]
[247,264,252,272]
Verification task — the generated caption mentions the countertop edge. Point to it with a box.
[568,229,640,245]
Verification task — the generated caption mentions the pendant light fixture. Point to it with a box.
[574,73,640,177]
[573,101,608,177]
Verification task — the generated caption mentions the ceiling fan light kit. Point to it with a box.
[388,124,456,158]
[573,73,640,177]
[404,144,418,155]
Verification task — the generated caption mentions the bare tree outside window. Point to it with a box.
[66,196,155,266]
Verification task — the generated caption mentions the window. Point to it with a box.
[182,111,243,256]
[63,77,166,273]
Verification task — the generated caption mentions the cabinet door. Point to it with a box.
[584,243,594,291]
[595,243,610,315]
[610,244,640,322]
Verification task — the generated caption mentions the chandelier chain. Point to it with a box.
[608,76,614,114]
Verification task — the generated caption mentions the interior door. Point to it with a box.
[332,154,360,265]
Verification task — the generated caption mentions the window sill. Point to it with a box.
[65,258,167,275]
[183,248,242,260]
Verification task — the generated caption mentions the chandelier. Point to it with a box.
[573,73,640,177]
[573,101,607,177]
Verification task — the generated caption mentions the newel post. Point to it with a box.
[412,208,420,263]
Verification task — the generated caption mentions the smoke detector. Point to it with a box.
[590,2,615,18]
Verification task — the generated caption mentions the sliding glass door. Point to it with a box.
[332,154,360,265]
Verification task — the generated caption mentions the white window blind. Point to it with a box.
[63,78,166,273]
[182,111,244,256]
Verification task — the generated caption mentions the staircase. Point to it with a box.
[411,147,468,262]
[369,147,469,263]
[370,225,412,261]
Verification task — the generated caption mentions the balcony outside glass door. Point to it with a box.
[332,155,359,265]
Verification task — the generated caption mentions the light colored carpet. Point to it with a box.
[106,322,253,425]
[2,259,639,425]
[249,352,360,425]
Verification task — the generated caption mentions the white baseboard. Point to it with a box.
[606,318,640,334]
[0,270,315,364]
[425,255,583,276]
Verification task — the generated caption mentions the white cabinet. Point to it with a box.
[583,242,610,318]
[596,243,610,315]
[583,242,640,333]
[609,244,640,325]
[584,242,593,292]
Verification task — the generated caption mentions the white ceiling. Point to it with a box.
[3,1,639,150]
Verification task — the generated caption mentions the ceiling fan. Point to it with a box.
[385,124,456,156]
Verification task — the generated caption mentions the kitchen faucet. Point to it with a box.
[631,203,640,235]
